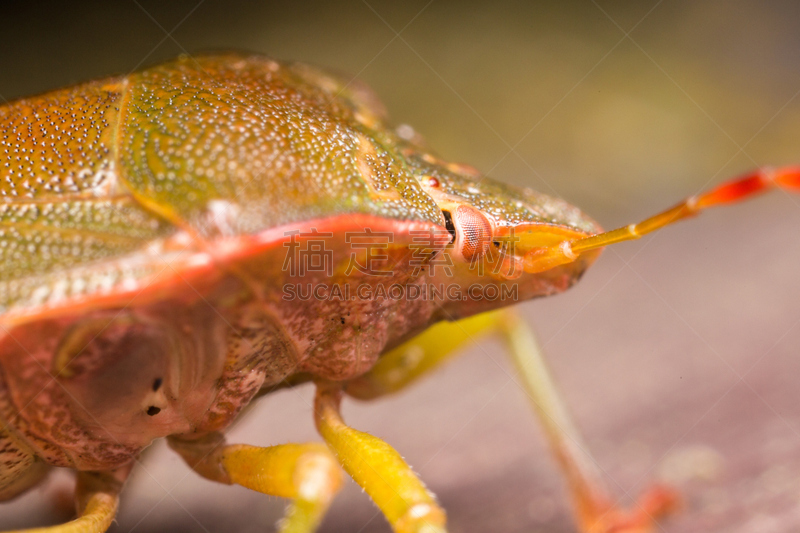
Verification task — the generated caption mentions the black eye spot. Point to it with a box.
[493,241,501,248]
[441,210,456,243]
[152,378,162,391]
[340,317,345,325]
[146,406,161,416]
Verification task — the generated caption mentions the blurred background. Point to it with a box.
[1,1,799,531]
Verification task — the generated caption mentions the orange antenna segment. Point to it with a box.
[524,166,800,274]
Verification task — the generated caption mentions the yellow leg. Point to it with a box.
[315,382,446,533]
[7,468,128,533]
[169,434,342,533]
[346,310,678,533]
[345,311,499,399]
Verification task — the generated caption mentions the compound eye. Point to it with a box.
[454,205,492,261]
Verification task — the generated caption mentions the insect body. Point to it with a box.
[0,53,797,533]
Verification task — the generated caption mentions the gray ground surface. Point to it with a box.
[1,1,800,532]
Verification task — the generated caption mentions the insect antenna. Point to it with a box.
[524,166,800,273]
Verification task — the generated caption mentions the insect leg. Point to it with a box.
[345,311,499,399]
[314,382,447,533]
[168,434,342,533]
[6,468,128,533]
[345,310,678,532]
[498,312,678,532]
